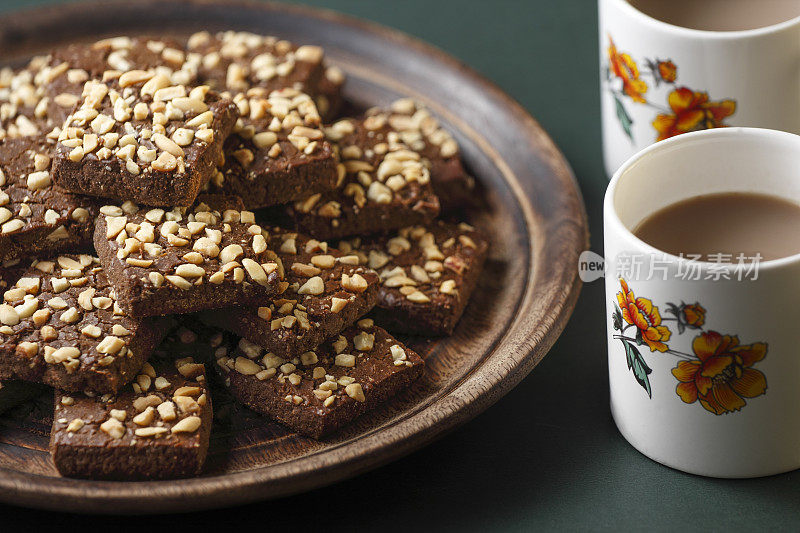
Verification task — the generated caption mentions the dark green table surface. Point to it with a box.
[1,0,798,530]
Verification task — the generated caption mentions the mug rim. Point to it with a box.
[611,0,800,39]
[605,127,800,272]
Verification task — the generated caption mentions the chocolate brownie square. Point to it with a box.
[43,36,201,129]
[289,116,441,240]
[214,321,424,438]
[368,99,477,211]
[0,255,169,394]
[52,73,237,206]
[0,57,71,139]
[340,221,489,335]
[94,195,286,317]
[51,353,213,480]
[186,31,326,96]
[0,135,98,262]
[204,88,338,209]
[49,36,197,85]
[199,228,379,358]
[187,30,346,120]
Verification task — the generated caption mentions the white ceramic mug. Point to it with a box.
[598,0,800,178]
[604,127,800,478]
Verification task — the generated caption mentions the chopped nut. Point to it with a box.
[330,297,348,313]
[133,406,156,426]
[135,426,168,438]
[172,416,202,433]
[335,353,356,367]
[100,417,125,439]
[341,273,368,293]
[354,331,375,351]
[345,383,365,402]
[297,276,324,295]
[235,356,261,375]
[66,418,84,432]
[157,401,177,421]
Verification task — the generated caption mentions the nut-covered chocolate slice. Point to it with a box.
[51,353,212,480]
[215,320,424,439]
[0,136,98,262]
[0,57,75,140]
[52,72,237,207]
[187,31,326,96]
[367,99,476,211]
[44,36,202,129]
[186,30,345,122]
[340,221,488,335]
[289,115,440,240]
[0,255,169,394]
[94,195,286,317]
[199,229,379,358]
[205,88,338,209]
[49,36,199,88]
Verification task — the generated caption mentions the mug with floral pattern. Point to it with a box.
[598,0,800,177]
[604,128,800,478]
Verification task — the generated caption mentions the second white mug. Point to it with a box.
[598,0,800,178]
[604,127,800,478]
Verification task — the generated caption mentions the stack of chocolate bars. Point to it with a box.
[0,32,488,480]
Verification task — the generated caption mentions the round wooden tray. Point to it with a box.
[0,0,588,513]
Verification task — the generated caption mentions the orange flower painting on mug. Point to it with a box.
[656,60,677,83]
[604,35,736,142]
[616,278,671,352]
[672,332,767,415]
[653,87,736,141]
[607,38,648,103]
[612,279,767,412]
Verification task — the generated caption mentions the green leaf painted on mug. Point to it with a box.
[613,93,634,141]
[622,338,652,398]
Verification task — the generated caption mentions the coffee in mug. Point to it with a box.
[633,192,800,261]
[628,0,800,32]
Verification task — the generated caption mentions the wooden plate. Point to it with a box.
[0,0,588,513]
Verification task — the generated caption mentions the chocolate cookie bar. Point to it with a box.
[0,136,98,262]
[186,31,346,120]
[187,31,326,96]
[43,36,201,128]
[94,195,286,317]
[199,229,379,358]
[215,321,423,438]
[206,88,338,209]
[289,116,440,240]
[51,354,213,480]
[0,255,169,394]
[0,57,75,140]
[368,99,476,211]
[52,73,237,206]
[49,36,198,88]
[340,221,488,335]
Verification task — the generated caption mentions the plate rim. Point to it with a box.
[0,0,589,513]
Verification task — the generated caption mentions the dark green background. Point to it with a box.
[0,0,798,530]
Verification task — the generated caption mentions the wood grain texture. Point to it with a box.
[0,0,588,513]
